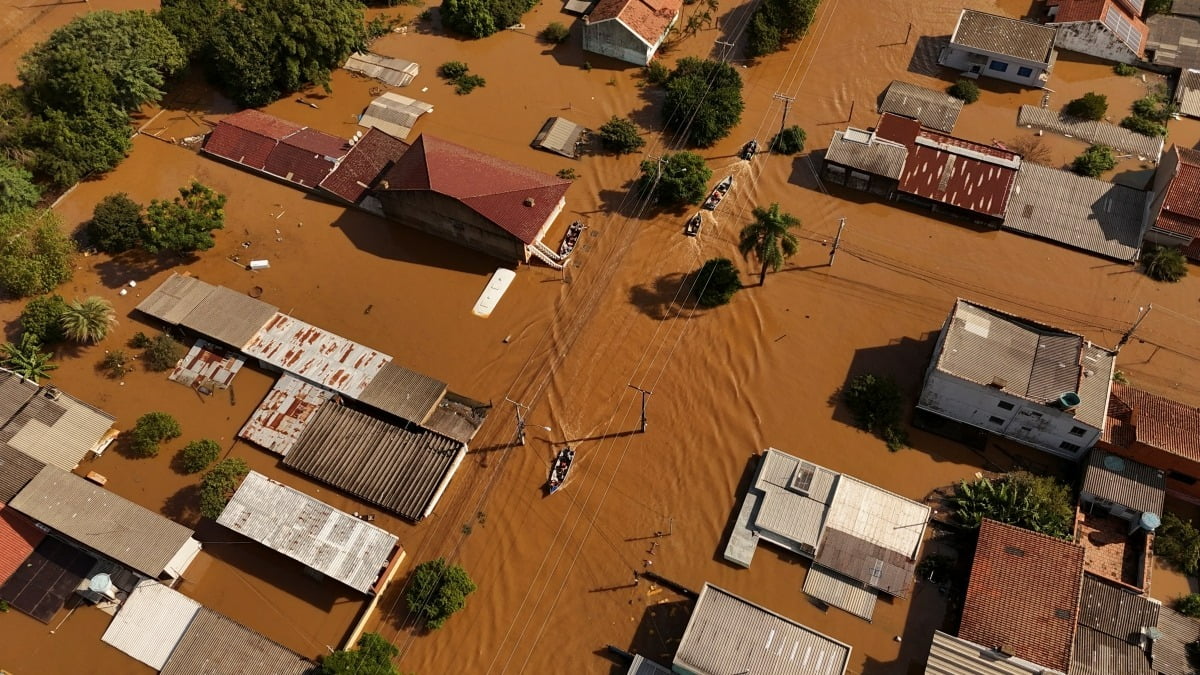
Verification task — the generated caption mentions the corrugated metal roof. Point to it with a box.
[951,9,1057,64]
[1017,105,1164,161]
[924,631,1050,674]
[243,313,390,398]
[359,92,434,141]
[344,52,420,87]
[802,565,877,621]
[813,528,916,597]
[217,471,399,594]
[879,81,963,133]
[824,475,930,560]
[1072,623,1155,675]
[0,443,44,503]
[180,285,279,350]
[1176,68,1200,118]
[627,654,674,675]
[422,397,487,445]
[9,466,198,578]
[238,373,336,456]
[358,361,446,425]
[0,503,45,586]
[532,117,586,158]
[0,369,37,423]
[0,388,116,471]
[750,450,837,551]
[160,607,317,675]
[1153,606,1200,675]
[824,128,909,179]
[283,402,464,521]
[1082,450,1166,515]
[674,583,851,675]
[101,580,200,670]
[1077,575,1160,642]
[135,273,216,325]
[169,339,246,390]
[1003,162,1147,262]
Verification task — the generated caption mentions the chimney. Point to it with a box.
[524,197,536,207]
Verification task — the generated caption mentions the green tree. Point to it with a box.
[948,79,980,104]
[950,472,1074,539]
[598,116,645,154]
[0,159,40,216]
[438,61,470,79]
[321,633,399,675]
[1147,0,1173,13]
[406,558,477,630]
[0,85,35,165]
[770,125,806,154]
[0,208,75,298]
[442,0,499,38]
[662,58,744,147]
[59,297,117,344]
[638,152,713,206]
[540,22,570,43]
[694,258,742,307]
[129,411,183,458]
[0,334,57,382]
[644,61,670,85]
[18,294,68,344]
[20,11,186,114]
[143,334,185,371]
[841,373,908,451]
[199,457,250,519]
[158,0,229,59]
[745,11,782,57]
[1156,512,1200,575]
[88,193,145,254]
[737,203,799,286]
[28,106,132,186]
[1177,594,1200,618]
[1121,115,1167,137]
[745,0,817,57]
[1072,144,1116,177]
[1141,244,1188,282]
[1065,92,1108,121]
[144,181,227,254]
[177,439,222,474]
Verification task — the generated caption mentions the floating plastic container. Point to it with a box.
[248,260,270,270]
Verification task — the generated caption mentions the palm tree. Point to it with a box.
[738,203,800,286]
[1,334,57,382]
[60,296,117,344]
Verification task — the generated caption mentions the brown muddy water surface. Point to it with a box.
[4,0,1200,673]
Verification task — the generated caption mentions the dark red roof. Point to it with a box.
[876,112,1019,218]
[204,111,349,190]
[281,128,349,159]
[959,519,1085,673]
[588,0,682,46]
[379,135,571,244]
[262,129,349,188]
[221,109,304,139]
[0,503,45,586]
[1157,146,1200,240]
[319,128,411,204]
[203,124,278,170]
[1103,383,1200,462]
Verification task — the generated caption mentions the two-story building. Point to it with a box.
[1100,382,1200,504]
[1145,144,1200,260]
[917,299,1116,460]
[940,9,1058,87]
[582,0,682,66]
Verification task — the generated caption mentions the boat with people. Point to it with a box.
[559,221,586,257]
[702,175,733,211]
[740,139,758,160]
[547,446,575,494]
[684,213,702,237]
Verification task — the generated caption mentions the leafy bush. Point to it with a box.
[19,294,67,344]
[539,22,570,43]
[950,472,1074,539]
[0,208,75,298]
[0,159,40,217]
[1141,244,1188,282]
[144,334,185,371]
[1114,62,1137,76]
[438,61,470,79]
[1177,594,1200,618]
[406,558,477,630]
[1133,94,1174,122]
[454,74,486,95]
[1120,115,1168,137]
[1072,144,1116,177]
[1147,0,1173,14]
[662,58,744,147]
[770,125,806,154]
[129,331,152,349]
[1065,92,1108,121]
[99,350,131,378]
[321,633,399,675]
[129,412,182,458]
[644,61,669,85]
[947,79,980,104]
[0,334,57,382]
[638,151,713,206]
[842,373,907,451]
[199,457,250,519]
[143,181,227,254]
[694,258,742,307]
[745,0,819,57]
[598,116,645,154]
[88,193,145,254]
[60,296,117,344]
[442,0,537,38]
[1156,512,1200,575]
[178,439,221,474]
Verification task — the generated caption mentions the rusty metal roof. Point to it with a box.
[813,528,916,598]
[243,313,389,398]
[168,339,246,390]
[357,362,446,425]
[238,373,335,456]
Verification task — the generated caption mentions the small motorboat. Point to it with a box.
[547,447,575,494]
[559,221,586,257]
[740,139,758,160]
[702,175,733,211]
[684,213,702,237]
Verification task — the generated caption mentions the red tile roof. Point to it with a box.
[378,135,570,244]
[221,109,304,139]
[959,519,1085,673]
[204,111,349,190]
[203,124,278,171]
[1103,382,1200,462]
[319,128,412,204]
[281,128,349,159]
[262,129,349,188]
[875,113,1019,218]
[1157,146,1200,240]
[588,0,682,46]
[0,503,45,585]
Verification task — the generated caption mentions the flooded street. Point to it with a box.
[3,0,1200,673]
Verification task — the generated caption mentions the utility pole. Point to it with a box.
[828,218,846,266]
[772,93,796,149]
[1118,304,1152,349]
[715,39,735,60]
[628,385,652,433]
[506,397,530,445]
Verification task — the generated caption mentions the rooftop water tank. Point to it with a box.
[1058,392,1081,410]
[1141,512,1162,532]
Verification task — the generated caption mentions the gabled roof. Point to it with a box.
[1072,576,1159,675]
[160,607,317,675]
[343,52,420,88]
[1103,382,1200,463]
[1081,449,1165,516]
[319,127,411,204]
[359,92,433,141]
[950,9,1058,64]
[879,81,964,133]
[203,110,348,190]
[924,631,1053,674]
[1175,69,1200,118]
[587,0,682,47]
[0,385,116,472]
[0,443,44,503]
[824,127,909,179]
[1156,145,1200,240]
[378,134,571,244]
[101,580,201,670]
[1050,0,1148,55]
[0,503,44,586]
[959,519,1085,673]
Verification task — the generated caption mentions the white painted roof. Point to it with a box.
[824,475,930,558]
[101,580,200,670]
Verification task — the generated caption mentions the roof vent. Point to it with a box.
[1054,609,1072,620]
[43,386,61,401]
[988,376,1008,390]
[1003,545,1025,557]
[524,197,536,207]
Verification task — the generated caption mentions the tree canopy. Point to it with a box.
[27,106,132,187]
[178,439,221,474]
[745,0,819,57]
[158,0,228,59]
[841,373,907,451]
[1156,512,1200,574]
[638,152,713,206]
[694,258,742,307]
[1064,92,1108,121]
[0,159,40,216]
[0,208,75,298]
[406,558,477,630]
[598,116,645,154]
[442,0,536,38]
[950,472,1074,539]
[88,193,145,254]
[129,412,183,458]
[143,181,227,254]
[322,633,400,675]
[1072,144,1116,177]
[18,294,67,344]
[737,203,799,285]
[662,58,744,148]
[199,457,250,519]
[1141,244,1188,282]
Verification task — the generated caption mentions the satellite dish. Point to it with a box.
[90,573,112,594]
[1103,455,1126,473]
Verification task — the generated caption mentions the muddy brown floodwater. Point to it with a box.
[3,0,1200,673]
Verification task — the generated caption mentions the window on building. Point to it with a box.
[1069,426,1087,437]
[1017,66,1033,77]
[997,401,1015,411]
[989,416,1005,425]
[1169,471,1199,486]
[1059,441,1082,453]
[988,61,1009,72]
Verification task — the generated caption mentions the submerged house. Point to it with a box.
[1100,382,1200,504]
[582,0,682,66]
[202,109,350,190]
[940,9,1058,87]
[1146,144,1200,260]
[1047,0,1149,64]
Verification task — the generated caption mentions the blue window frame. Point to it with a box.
[1017,66,1033,77]
[988,60,1009,72]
